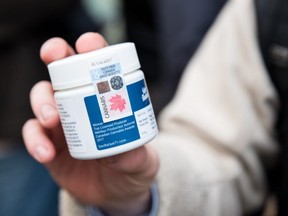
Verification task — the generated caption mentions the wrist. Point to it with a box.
[100,190,151,216]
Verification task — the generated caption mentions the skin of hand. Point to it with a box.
[22,32,160,215]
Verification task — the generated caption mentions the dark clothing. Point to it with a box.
[123,0,227,115]
[0,146,59,216]
[255,0,288,215]
[155,0,227,110]
[0,0,99,141]
[0,1,100,215]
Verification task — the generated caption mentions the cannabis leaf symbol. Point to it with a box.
[109,94,126,112]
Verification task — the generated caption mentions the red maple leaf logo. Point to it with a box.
[109,94,126,112]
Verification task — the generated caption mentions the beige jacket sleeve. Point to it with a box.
[153,0,278,215]
[59,0,279,215]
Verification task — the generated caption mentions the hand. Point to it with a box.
[22,32,159,215]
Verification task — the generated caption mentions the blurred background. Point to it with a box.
[83,0,126,44]
[6,1,279,216]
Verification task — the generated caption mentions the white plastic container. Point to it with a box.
[48,42,158,159]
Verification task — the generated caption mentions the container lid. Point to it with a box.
[48,42,140,90]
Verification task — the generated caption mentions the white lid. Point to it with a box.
[48,42,140,90]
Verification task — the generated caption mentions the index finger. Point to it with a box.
[34,32,109,127]
[40,32,108,65]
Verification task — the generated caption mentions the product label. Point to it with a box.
[89,55,132,123]
[57,99,86,152]
[84,79,157,150]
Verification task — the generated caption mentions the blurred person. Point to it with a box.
[122,0,227,115]
[21,0,288,215]
[255,0,288,214]
[0,0,100,216]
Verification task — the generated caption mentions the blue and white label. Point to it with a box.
[84,79,157,150]
[89,55,132,123]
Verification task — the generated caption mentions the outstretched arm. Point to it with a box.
[22,32,159,216]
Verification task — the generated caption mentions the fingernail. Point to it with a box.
[35,145,49,162]
[41,104,57,121]
[41,38,60,52]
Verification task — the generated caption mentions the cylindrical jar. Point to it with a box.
[48,42,158,159]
